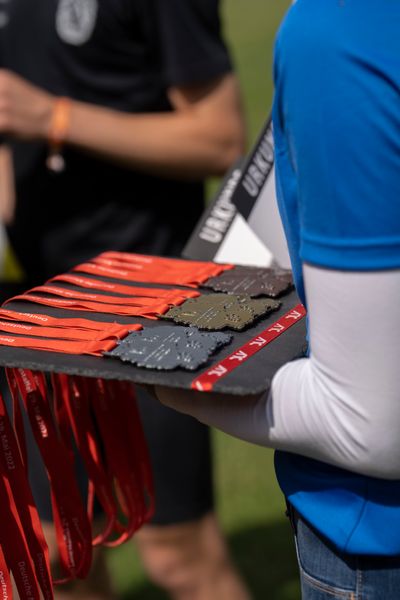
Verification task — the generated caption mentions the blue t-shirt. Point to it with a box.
[272,0,400,555]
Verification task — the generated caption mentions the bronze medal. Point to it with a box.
[162,294,281,331]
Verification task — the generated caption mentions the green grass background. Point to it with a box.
[107,2,301,598]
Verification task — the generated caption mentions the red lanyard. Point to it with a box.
[93,255,233,286]
[99,251,231,271]
[50,274,199,304]
[0,309,143,355]
[9,369,93,582]
[0,318,130,342]
[0,367,157,594]
[0,391,53,599]
[0,472,41,599]
[0,334,118,356]
[113,380,155,522]
[74,256,233,287]
[0,308,141,332]
[52,374,120,546]
[28,285,173,308]
[0,546,13,600]
[7,293,168,318]
[87,378,154,545]
[38,373,154,548]
[6,368,28,467]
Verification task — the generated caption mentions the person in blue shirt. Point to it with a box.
[156,0,400,597]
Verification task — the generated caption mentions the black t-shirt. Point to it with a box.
[0,0,232,283]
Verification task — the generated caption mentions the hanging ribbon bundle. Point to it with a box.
[0,368,154,599]
[0,251,236,597]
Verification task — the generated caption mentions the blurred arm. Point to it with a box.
[0,69,245,178]
[68,73,245,178]
[0,144,15,224]
[157,264,400,479]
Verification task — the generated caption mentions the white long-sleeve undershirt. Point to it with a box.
[158,265,400,479]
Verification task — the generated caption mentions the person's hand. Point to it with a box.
[155,386,202,417]
[154,385,269,448]
[0,69,54,140]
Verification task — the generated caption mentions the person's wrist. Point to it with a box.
[38,93,56,139]
[46,97,72,172]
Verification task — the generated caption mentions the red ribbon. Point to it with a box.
[0,389,53,599]
[6,293,168,319]
[50,274,199,304]
[73,253,233,287]
[191,304,306,391]
[9,369,93,582]
[0,308,141,332]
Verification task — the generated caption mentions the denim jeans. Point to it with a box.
[289,507,400,599]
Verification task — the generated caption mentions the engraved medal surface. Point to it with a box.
[106,326,232,371]
[202,267,293,298]
[162,294,280,331]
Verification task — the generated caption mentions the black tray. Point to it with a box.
[0,277,306,396]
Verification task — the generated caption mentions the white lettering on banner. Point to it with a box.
[258,138,274,164]
[242,176,258,198]
[229,350,248,362]
[208,365,228,378]
[268,323,285,334]
[242,127,274,198]
[249,336,267,347]
[206,217,230,234]
[199,228,223,244]
[212,206,235,221]
[248,165,265,187]
[253,150,271,173]
[199,169,241,244]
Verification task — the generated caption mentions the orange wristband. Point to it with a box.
[46,97,71,173]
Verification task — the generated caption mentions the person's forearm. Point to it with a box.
[66,99,243,178]
[155,387,269,445]
[263,265,400,479]
[157,265,400,480]
[0,70,245,179]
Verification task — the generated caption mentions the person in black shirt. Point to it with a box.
[0,1,249,599]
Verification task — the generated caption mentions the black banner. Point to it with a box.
[182,160,244,261]
[232,118,274,219]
